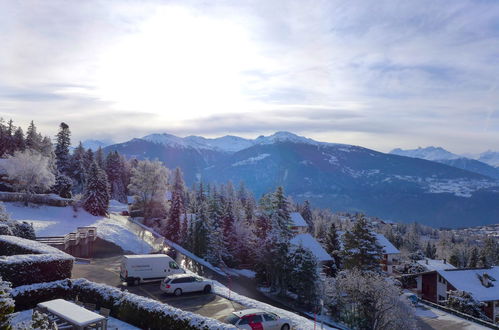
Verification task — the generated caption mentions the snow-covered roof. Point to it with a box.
[290,212,307,227]
[291,233,333,262]
[417,258,456,271]
[374,233,400,254]
[438,266,499,301]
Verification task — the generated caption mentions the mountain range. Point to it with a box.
[103,132,499,228]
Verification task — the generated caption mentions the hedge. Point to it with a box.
[0,235,74,287]
[12,279,236,330]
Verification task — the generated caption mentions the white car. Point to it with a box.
[160,274,212,296]
[225,309,291,330]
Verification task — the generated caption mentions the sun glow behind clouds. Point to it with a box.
[94,6,263,120]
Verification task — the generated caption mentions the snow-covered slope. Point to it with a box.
[478,150,499,168]
[81,139,110,150]
[4,201,153,254]
[390,146,460,161]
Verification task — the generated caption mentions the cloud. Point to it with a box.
[0,0,498,153]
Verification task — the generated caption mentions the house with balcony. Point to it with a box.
[289,212,309,234]
[416,266,499,323]
[375,233,400,274]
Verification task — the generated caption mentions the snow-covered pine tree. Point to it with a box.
[13,127,25,152]
[69,142,86,193]
[221,198,238,266]
[54,122,71,174]
[468,247,479,268]
[164,168,185,243]
[300,200,314,233]
[95,146,105,169]
[289,245,319,306]
[12,221,36,240]
[53,173,73,198]
[25,121,42,151]
[193,201,209,257]
[82,161,110,216]
[206,189,225,266]
[425,241,437,259]
[446,290,490,321]
[342,214,383,272]
[324,223,341,274]
[0,277,14,329]
[83,148,94,172]
[105,151,127,203]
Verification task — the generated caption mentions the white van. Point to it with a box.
[120,254,185,286]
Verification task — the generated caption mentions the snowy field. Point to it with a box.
[10,309,140,330]
[3,200,154,254]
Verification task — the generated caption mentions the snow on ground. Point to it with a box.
[414,304,489,329]
[3,201,154,254]
[211,280,336,330]
[224,269,256,278]
[11,309,140,329]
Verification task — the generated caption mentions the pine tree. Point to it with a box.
[449,251,461,267]
[82,162,110,216]
[300,200,314,232]
[5,119,15,155]
[468,247,479,268]
[324,223,341,273]
[0,118,7,157]
[69,142,86,193]
[95,146,105,169]
[342,215,383,272]
[53,173,73,198]
[289,245,319,306]
[54,122,71,174]
[25,121,42,151]
[0,277,14,329]
[13,127,25,152]
[193,201,209,257]
[425,241,437,259]
[164,168,185,243]
[206,189,225,266]
[105,151,127,203]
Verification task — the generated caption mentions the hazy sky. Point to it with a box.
[0,0,498,153]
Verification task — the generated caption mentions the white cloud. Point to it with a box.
[0,0,498,153]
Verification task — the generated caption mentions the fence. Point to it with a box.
[420,298,499,329]
[36,227,97,258]
[0,192,73,207]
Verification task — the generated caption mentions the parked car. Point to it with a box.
[120,254,185,286]
[225,309,291,330]
[160,274,212,296]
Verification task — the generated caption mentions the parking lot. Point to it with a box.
[72,255,245,322]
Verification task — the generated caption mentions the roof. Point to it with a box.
[233,309,265,317]
[123,254,170,259]
[290,233,333,262]
[374,233,400,254]
[437,266,499,301]
[290,212,307,227]
[417,258,456,271]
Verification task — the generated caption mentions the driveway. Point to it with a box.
[415,304,490,330]
[72,255,245,322]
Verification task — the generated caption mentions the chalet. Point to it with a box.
[338,231,400,274]
[289,212,308,234]
[290,233,334,268]
[375,233,400,274]
[416,266,499,323]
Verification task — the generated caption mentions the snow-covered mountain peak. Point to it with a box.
[390,146,460,161]
[479,150,499,167]
[254,131,320,146]
[142,133,190,148]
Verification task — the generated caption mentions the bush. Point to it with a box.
[11,222,36,240]
[11,279,234,330]
[0,236,73,287]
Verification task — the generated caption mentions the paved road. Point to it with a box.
[72,255,245,322]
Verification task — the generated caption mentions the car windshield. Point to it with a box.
[225,314,240,325]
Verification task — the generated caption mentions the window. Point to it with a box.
[239,317,250,325]
[250,315,263,323]
[225,315,240,325]
[172,277,190,284]
[438,295,446,301]
[194,277,203,282]
[264,313,279,321]
[169,261,180,269]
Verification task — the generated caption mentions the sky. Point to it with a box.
[0,0,498,154]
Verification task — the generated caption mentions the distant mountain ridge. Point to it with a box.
[389,146,499,180]
[104,132,499,228]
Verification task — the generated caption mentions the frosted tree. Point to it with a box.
[25,121,43,151]
[164,168,185,243]
[192,201,209,257]
[468,247,479,268]
[13,127,26,152]
[70,142,87,193]
[0,277,14,330]
[82,161,110,216]
[53,173,73,198]
[327,269,416,330]
[105,151,127,203]
[323,223,341,274]
[446,290,489,321]
[289,245,319,306]
[3,150,56,205]
[206,190,225,266]
[300,200,314,232]
[342,214,382,272]
[54,122,71,174]
[128,159,168,220]
[95,146,105,169]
